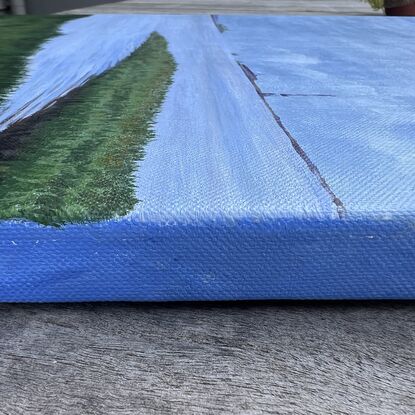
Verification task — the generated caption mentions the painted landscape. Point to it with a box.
[0,17,175,225]
[0,15,414,301]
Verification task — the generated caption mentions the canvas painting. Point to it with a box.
[0,15,414,301]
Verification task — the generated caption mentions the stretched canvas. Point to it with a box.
[0,15,414,301]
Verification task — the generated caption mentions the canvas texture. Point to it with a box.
[0,15,414,301]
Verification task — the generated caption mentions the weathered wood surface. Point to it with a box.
[62,0,382,15]
[0,301,414,414]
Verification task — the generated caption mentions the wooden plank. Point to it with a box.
[61,0,382,15]
[0,302,413,414]
[23,0,122,14]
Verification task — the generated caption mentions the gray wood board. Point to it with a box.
[0,301,414,414]
[24,0,124,14]
[61,0,382,15]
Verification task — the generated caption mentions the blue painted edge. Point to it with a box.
[1,216,414,301]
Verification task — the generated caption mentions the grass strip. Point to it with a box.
[0,32,176,225]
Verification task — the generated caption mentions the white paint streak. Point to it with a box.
[0,15,160,132]
[132,16,334,223]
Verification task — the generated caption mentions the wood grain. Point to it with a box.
[0,301,414,414]
[61,0,382,15]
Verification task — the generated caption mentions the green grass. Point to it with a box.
[0,16,74,104]
[0,32,176,226]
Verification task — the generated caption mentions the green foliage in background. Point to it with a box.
[365,0,384,10]
[0,16,74,104]
[0,32,176,226]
